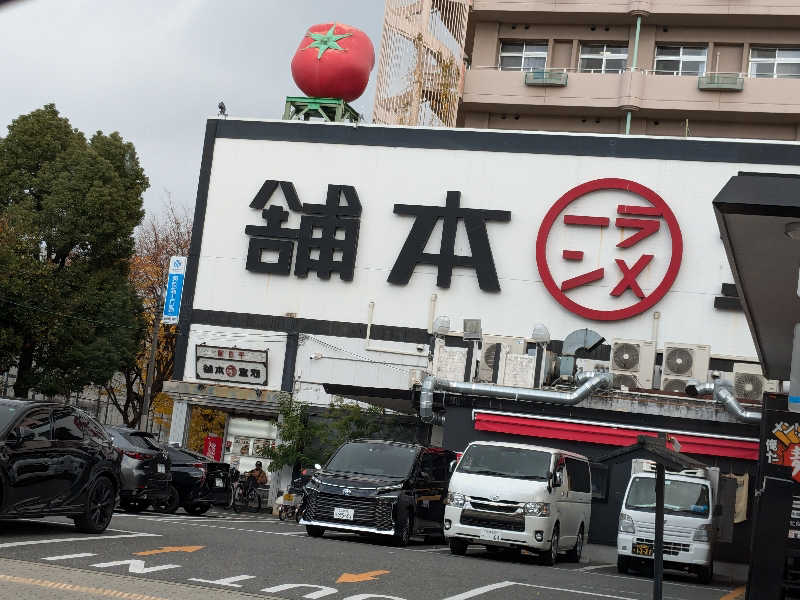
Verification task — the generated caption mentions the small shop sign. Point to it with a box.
[196,345,267,385]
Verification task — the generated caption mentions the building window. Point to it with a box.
[579,44,628,73]
[499,41,548,71]
[749,47,800,78]
[653,46,707,75]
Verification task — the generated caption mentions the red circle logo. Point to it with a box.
[536,178,683,321]
[225,365,237,377]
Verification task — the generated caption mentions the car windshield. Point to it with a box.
[0,405,19,435]
[325,442,418,478]
[456,445,551,480]
[625,476,710,518]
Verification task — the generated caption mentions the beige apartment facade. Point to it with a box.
[460,1,800,139]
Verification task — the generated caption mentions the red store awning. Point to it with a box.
[473,411,758,461]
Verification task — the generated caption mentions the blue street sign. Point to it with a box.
[162,256,187,324]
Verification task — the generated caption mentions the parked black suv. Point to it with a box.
[0,399,121,532]
[301,440,456,546]
[105,426,171,513]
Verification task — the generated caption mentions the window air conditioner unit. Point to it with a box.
[477,335,526,383]
[610,339,656,390]
[660,342,710,393]
[432,338,467,381]
[733,362,778,403]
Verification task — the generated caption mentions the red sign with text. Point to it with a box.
[203,435,223,462]
[536,178,683,321]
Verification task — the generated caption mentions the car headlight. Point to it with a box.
[619,513,635,534]
[693,524,712,542]
[523,502,550,516]
[447,492,465,508]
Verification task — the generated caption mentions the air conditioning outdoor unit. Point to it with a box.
[499,350,538,388]
[477,335,527,383]
[610,339,656,390]
[660,342,711,393]
[733,362,778,403]
[432,338,467,381]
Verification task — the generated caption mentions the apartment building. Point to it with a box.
[460,1,800,139]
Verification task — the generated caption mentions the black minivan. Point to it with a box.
[301,440,456,546]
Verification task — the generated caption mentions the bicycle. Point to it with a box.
[230,476,262,514]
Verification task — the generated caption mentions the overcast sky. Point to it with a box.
[0,0,385,217]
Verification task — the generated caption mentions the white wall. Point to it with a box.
[191,130,800,365]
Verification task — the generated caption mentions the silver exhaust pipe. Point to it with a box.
[419,372,613,425]
[685,380,761,423]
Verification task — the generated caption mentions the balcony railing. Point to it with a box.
[697,72,745,91]
[524,69,568,87]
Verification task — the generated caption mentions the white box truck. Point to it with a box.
[617,459,719,584]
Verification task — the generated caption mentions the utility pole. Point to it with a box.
[140,287,165,430]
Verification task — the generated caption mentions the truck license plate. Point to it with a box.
[480,528,502,542]
[333,508,354,521]
[215,478,223,488]
[157,464,165,474]
[632,542,654,557]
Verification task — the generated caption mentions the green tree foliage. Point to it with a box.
[263,394,327,473]
[264,395,416,474]
[0,104,146,399]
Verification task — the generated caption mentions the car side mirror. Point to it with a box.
[552,470,563,488]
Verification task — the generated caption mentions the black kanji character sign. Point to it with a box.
[388,191,511,292]
[245,180,362,281]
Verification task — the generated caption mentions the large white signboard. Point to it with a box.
[187,121,800,361]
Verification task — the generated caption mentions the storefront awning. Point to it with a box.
[473,411,758,460]
[163,380,282,417]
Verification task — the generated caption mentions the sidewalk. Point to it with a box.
[0,558,282,600]
[583,544,749,585]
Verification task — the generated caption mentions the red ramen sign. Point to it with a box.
[536,178,683,321]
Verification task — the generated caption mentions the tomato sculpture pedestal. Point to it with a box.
[282,96,360,123]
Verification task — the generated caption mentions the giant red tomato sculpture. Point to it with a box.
[291,23,375,103]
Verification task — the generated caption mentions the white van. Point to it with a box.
[616,460,718,584]
[443,441,592,565]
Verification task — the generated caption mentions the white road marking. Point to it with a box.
[139,520,305,536]
[261,583,338,598]
[42,553,97,561]
[188,575,256,587]
[551,567,735,593]
[441,581,638,600]
[579,563,618,572]
[341,595,407,600]
[0,532,159,549]
[91,559,181,574]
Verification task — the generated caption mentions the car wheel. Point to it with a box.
[74,476,115,533]
[393,511,411,547]
[152,485,180,514]
[448,538,468,555]
[185,503,210,515]
[306,525,325,538]
[617,556,629,574]
[566,526,584,563]
[541,524,559,566]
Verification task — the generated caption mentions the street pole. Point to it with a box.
[653,463,665,600]
[140,288,165,430]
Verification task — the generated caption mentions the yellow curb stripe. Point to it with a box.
[720,586,746,600]
[0,574,170,600]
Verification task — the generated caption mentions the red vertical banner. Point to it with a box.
[203,435,223,461]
